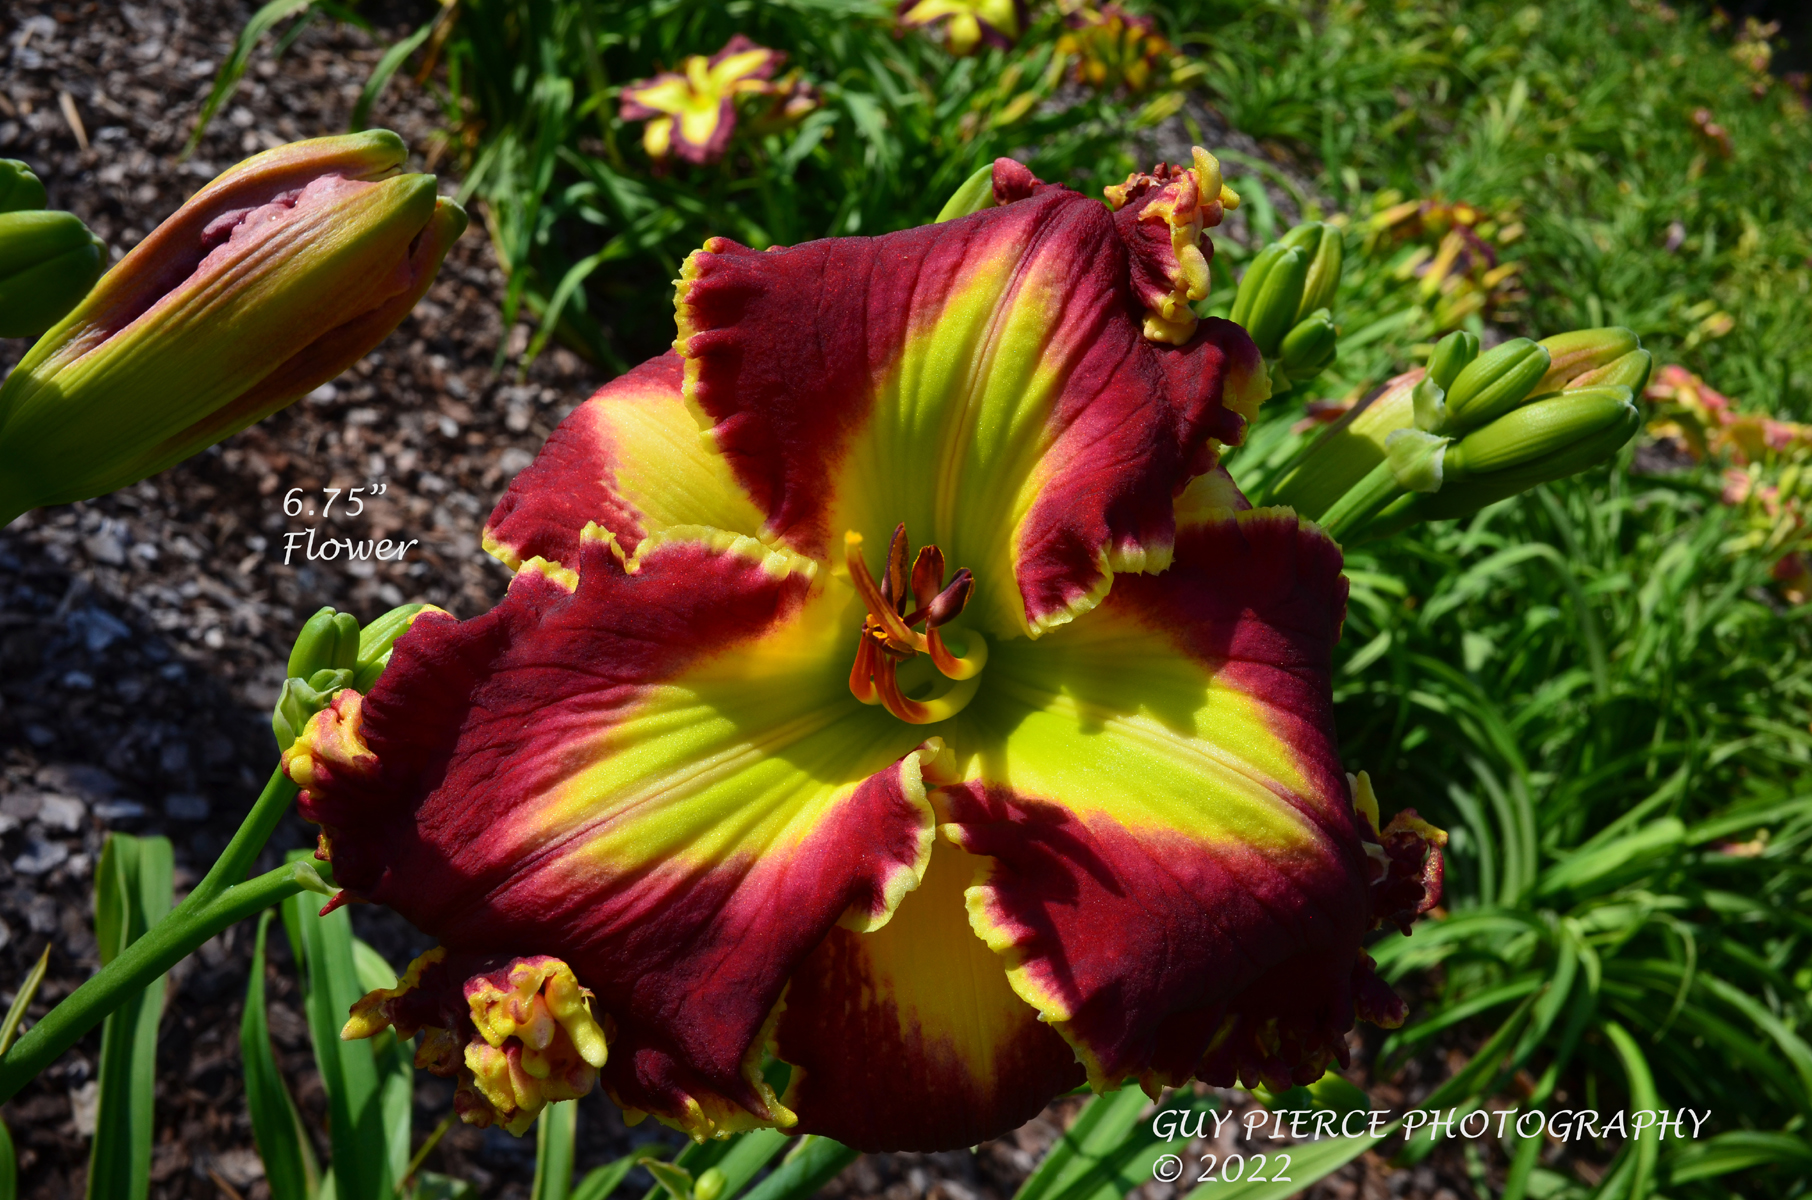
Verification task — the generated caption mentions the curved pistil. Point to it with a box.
[845,526,987,724]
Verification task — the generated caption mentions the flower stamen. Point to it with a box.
[846,527,987,723]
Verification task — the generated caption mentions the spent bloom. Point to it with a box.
[0,131,464,526]
[619,37,788,165]
[898,0,1029,57]
[283,153,1444,1149]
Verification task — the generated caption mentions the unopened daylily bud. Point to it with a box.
[1531,326,1639,396]
[1233,244,1309,357]
[1355,386,1640,537]
[0,210,105,338]
[935,164,1000,223]
[1279,307,1338,373]
[1442,386,1638,482]
[352,602,434,691]
[0,130,466,526]
[1239,244,1311,357]
[0,160,48,214]
[695,1168,727,1200]
[288,606,361,679]
[1279,221,1343,321]
[1425,330,1480,392]
[1561,347,1652,394]
[1443,337,1551,432]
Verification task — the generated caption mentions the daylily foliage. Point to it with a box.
[283,153,1444,1151]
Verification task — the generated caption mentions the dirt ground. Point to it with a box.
[0,3,1487,1198]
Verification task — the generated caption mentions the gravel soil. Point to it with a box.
[0,4,1502,1199]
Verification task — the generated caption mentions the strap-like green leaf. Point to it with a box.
[351,19,436,132]
[737,1137,856,1200]
[183,0,315,156]
[242,910,321,1200]
[570,1155,639,1200]
[284,851,397,1200]
[532,1101,579,1200]
[87,834,173,1200]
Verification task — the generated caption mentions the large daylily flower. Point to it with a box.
[284,152,1444,1151]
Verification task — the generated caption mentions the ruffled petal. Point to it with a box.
[674,157,1264,640]
[482,352,766,571]
[775,838,1083,1151]
[939,508,1385,1093]
[284,530,937,1137]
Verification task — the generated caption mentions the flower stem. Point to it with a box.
[0,768,322,1102]
[1318,460,1402,541]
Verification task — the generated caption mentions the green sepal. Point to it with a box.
[934,164,998,223]
[0,160,47,213]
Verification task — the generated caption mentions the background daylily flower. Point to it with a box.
[1056,3,1179,93]
[284,153,1444,1151]
[898,0,1029,57]
[619,36,786,166]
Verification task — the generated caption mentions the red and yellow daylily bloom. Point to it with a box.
[619,36,786,166]
[898,0,1029,57]
[284,152,1444,1150]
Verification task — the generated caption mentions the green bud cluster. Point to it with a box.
[1272,326,1650,541]
[1229,221,1345,395]
[0,160,104,339]
[272,603,427,750]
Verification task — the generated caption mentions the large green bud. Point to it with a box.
[0,160,49,214]
[0,131,467,527]
[0,209,105,338]
[1530,327,1641,396]
[1442,338,1552,433]
[1229,243,1307,356]
[1279,221,1343,321]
